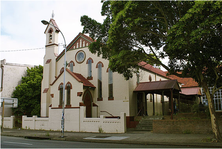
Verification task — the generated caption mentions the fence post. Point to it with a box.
[22,115,27,129]
[33,115,37,129]
[120,112,126,133]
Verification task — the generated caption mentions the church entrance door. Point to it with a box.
[83,90,92,118]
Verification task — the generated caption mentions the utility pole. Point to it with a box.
[1,100,5,132]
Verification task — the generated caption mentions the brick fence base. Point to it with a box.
[153,119,222,134]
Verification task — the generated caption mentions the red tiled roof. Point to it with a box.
[138,61,198,88]
[51,68,95,88]
[50,19,60,32]
[164,72,199,88]
[138,61,173,79]
[44,19,60,34]
[72,72,96,88]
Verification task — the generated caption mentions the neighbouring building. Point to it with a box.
[0,59,34,116]
[22,16,202,133]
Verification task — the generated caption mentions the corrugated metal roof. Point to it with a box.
[180,87,201,96]
[134,80,180,92]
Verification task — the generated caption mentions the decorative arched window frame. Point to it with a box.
[107,68,114,100]
[58,83,63,108]
[86,58,94,80]
[68,61,75,72]
[96,61,104,101]
[66,82,72,107]
[137,73,140,84]
[149,75,152,82]
[48,28,53,43]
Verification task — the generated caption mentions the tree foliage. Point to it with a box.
[81,1,180,79]
[165,1,222,89]
[81,1,222,141]
[165,1,222,141]
[12,65,43,117]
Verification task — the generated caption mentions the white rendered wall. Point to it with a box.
[0,115,15,128]
[22,106,126,133]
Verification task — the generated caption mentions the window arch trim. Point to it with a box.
[68,61,75,67]
[65,82,72,89]
[96,61,104,68]
[48,28,53,33]
[58,82,64,90]
[86,57,94,64]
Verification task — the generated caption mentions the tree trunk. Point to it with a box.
[202,83,222,142]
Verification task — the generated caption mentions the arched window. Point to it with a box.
[48,28,53,43]
[59,83,63,107]
[68,61,74,72]
[88,59,92,79]
[66,83,71,106]
[70,63,73,72]
[137,73,140,84]
[97,63,102,100]
[108,68,113,100]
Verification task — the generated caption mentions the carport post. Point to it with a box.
[170,89,174,119]
[178,94,180,113]
[153,93,155,116]
[162,91,164,116]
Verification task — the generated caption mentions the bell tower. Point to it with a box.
[41,12,59,117]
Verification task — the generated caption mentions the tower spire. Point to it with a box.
[52,10,54,19]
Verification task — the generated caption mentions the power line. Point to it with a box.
[0,43,64,52]
[0,47,45,52]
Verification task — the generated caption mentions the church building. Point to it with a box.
[32,16,201,132]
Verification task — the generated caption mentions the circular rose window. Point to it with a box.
[75,50,86,63]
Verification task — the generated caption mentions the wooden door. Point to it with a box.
[83,90,92,118]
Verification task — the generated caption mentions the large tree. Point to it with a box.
[12,65,43,117]
[165,1,222,141]
[81,1,222,141]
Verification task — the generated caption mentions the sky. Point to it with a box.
[0,0,105,66]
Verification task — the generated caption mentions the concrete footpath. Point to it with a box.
[1,128,222,148]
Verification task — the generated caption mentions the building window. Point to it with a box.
[69,61,74,72]
[59,84,63,107]
[48,28,53,43]
[137,73,140,84]
[98,63,102,100]
[75,50,86,64]
[83,41,85,47]
[202,87,222,111]
[88,59,92,78]
[108,68,113,100]
[66,84,71,106]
